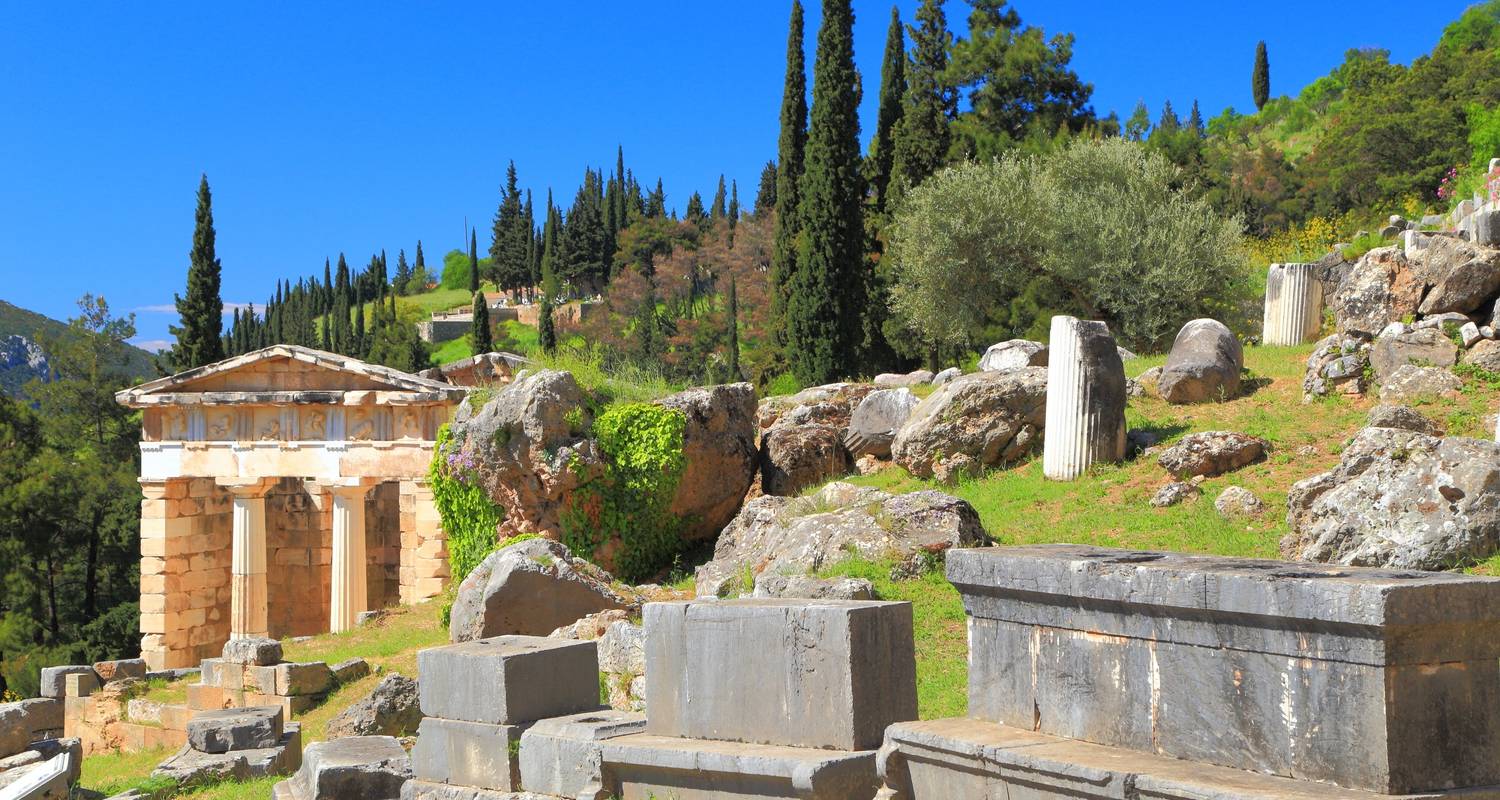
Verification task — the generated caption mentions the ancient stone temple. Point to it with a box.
[116,345,467,669]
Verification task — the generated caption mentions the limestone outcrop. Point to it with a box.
[891,368,1047,478]
[756,383,873,496]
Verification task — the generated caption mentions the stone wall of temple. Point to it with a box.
[368,481,402,609]
[139,478,233,670]
[265,480,332,640]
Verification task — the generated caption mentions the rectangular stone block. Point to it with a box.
[274,662,333,696]
[644,599,917,751]
[93,658,148,683]
[244,665,279,694]
[411,716,524,791]
[38,666,95,699]
[518,709,645,799]
[416,636,599,725]
[63,672,100,698]
[598,733,880,800]
[947,545,1500,795]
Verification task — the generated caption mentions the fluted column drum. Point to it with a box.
[1043,315,1127,481]
[1262,263,1323,346]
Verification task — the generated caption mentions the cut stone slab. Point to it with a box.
[597,733,880,800]
[417,635,600,725]
[37,666,92,699]
[645,599,918,751]
[412,716,527,791]
[222,637,283,666]
[275,662,333,696]
[0,703,29,757]
[330,657,370,684]
[62,672,99,698]
[518,709,646,799]
[273,735,411,800]
[753,575,875,601]
[946,544,1500,794]
[11,698,62,739]
[877,717,1495,800]
[400,780,553,799]
[156,724,301,785]
[92,658,148,683]
[186,706,283,754]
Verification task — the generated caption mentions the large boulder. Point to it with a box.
[1302,333,1372,398]
[1464,339,1500,372]
[979,340,1047,372]
[1158,319,1243,403]
[449,538,633,642]
[1367,404,1442,435]
[324,674,422,739]
[844,388,919,459]
[755,383,873,432]
[1156,431,1268,479]
[756,383,874,496]
[1369,327,1459,382]
[694,481,987,598]
[891,369,1047,478]
[1283,427,1500,569]
[655,383,758,540]
[1331,246,1424,336]
[1415,236,1500,315]
[1378,364,1463,403]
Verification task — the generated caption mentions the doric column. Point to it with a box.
[220,478,277,641]
[1262,263,1323,346]
[329,481,375,633]
[1043,315,1128,481]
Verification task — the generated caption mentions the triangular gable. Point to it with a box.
[116,345,464,405]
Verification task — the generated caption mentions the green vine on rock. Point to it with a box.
[560,402,687,582]
[429,423,505,584]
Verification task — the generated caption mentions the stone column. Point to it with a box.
[220,478,276,641]
[1043,315,1127,481]
[1261,263,1323,346]
[329,482,374,634]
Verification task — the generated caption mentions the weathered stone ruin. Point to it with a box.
[1262,261,1325,345]
[876,544,1500,798]
[154,705,301,785]
[1041,315,1126,480]
[0,687,79,799]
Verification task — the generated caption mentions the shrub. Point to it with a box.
[560,403,688,582]
[886,138,1252,353]
[429,424,505,584]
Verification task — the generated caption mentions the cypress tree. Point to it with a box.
[322,258,333,312]
[525,190,538,299]
[1188,100,1205,137]
[645,179,666,217]
[771,0,808,350]
[471,291,492,353]
[613,146,628,230]
[685,192,707,226]
[727,180,740,232]
[352,286,366,357]
[890,0,952,204]
[468,229,480,293]
[394,249,411,295]
[414,241,426,289]
[538,295,557,354]
[868,5,906,212]
[490,161,529,298]
[726,276,740,378]
[1252,41,1270,112]
[168,174,225,369]
[755,160,777,213]
[711,175,727,220]
[788,0,866,384]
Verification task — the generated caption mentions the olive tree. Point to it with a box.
[886,137,1251,353]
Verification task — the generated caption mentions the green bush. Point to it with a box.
[428,424,506,584]
[885,138,1252,353]
[560,403,688,582]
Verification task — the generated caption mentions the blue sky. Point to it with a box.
[0,1,1475,351]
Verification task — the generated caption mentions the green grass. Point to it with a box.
[428,336,472,366]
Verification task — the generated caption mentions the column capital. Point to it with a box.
[217,477,279,498]
[325,478,379,499]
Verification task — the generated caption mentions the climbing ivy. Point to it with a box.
[560,403,688,582]
[429,423,505,584]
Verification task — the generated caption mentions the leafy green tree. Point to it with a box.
[167,175,225,370]
[365,293,428,371]
[890,0,952,203]
[471,291,492,353]
[771,0,808,349]
[1125,101,1151,141]
[754,160,778,213]
[868,5,906,212]
[787,0,868,384]
[1253,41,1271,111]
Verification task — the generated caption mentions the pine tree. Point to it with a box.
[394,249,411,295]
[726,276,740,378]
[1252,41,1270,112]
[711,176,727,220]
[685,192,707,227]
[1188,100,1205,137]
[889,0,951,204]
[167,174,225,369]
[1157,100,1180,133]
[645,179,666,217]
[771,0,808,350]
[538,295,557,354]
[755,160,778,213]
[1125,100,1151,141]
[868,5,906,212]
[471,291,492,353]
[788,0,867,384]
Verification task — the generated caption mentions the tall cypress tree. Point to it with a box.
[771,0,808,351]
[168,174,225,369]
[788,0,865,385]
[890,0,952,204]
[538,295,557,354]
[726,276,740,379]
[1188,100,1205,137]
[322,258,333,312]
[727,180,740,232]
[414,241,426,289]
[490,161,529,298]
[868,5,906,212]
[711,175,727,220]
[468,229,480,293]
[1252,41,1270,111]
[471,291,492,353]
[524,190,538,299]
[352,286,366,357]
[685,192,707,227]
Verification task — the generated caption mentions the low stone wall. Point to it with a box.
[140,478,234,669]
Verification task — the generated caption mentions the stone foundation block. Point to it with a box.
[876,718,1500,800]
[947,545,1500,794]
[644,599,918,751]
[597,733,880,800]
[92,658,148,683]
[62,672,99,698]
[400,779,550,799]
[416,636,599,725]
[186,683,228,710]
[222,636,282,666]
[272,735,412,800]
[8,699,62,741]
[518,709,646,798]
[187,706,283,753]
[155,723,301,785]
[243,665,278,694]
[275,662,333,696]
[37,667,94,699]
[411,717,526,791]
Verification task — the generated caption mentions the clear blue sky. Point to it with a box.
[0,1,1475,351]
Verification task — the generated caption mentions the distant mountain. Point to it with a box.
[0,300,157,397]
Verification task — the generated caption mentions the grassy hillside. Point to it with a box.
[0,299,157,395]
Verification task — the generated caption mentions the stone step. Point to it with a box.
[597,733,879,800]
[273,735,411,800]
